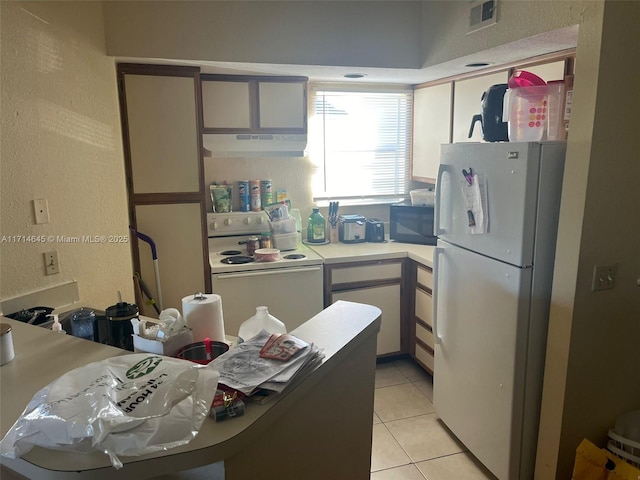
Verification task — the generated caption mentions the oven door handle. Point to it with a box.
[216,266,323,279]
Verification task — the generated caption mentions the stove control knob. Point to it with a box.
[209,222,218,231]
[256,216,265,225]
[224,218,233,226]
[244,217,252,225]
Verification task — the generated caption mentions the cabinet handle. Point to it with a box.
[434,165,445,237]
[216,266,322,280]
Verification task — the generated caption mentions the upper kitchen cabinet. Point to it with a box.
[452,71,509,143]
[412,82,452,183]
[201,75,308,133]
[516,60,566,83]
[122,69,202,194]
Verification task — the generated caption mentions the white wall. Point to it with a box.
[420,1,587,68]
[0,2,134,309]
[421,1,640,478]
[103,1,423,69]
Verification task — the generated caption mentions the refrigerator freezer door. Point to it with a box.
[433,241,533,480]
[436,142,542,267]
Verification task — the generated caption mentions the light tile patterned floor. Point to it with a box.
[371,358,498,480]
[154,357,498,480]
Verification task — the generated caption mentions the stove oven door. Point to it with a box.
[212,265,324,336]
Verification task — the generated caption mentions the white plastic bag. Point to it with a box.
[0,354,219,468]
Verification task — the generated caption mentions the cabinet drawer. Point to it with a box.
[416,322,434,350]
[415,343,434,373]
[417,265,433,290]
[332,262,402,284]
[415,288,433,328]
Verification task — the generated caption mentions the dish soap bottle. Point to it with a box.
[307,208,326,243]
[238,306,286,344]
[48,314,66,334]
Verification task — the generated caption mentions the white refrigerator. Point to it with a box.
[433,142,566,480]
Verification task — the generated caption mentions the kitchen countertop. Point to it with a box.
[307,240,435,268]
[0,301,381,479]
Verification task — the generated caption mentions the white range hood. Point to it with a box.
[202,133,307,158]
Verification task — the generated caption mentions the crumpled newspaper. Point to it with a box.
[0,354,219,468]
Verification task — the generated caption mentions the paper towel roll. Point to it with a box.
[182,293,225,342]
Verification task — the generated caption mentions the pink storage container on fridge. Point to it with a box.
[506,85,549,142]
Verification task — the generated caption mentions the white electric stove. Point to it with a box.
[207,211,324,336]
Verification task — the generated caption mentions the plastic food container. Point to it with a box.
[410,189,435,206]
[272,232,298,251]
[508,70,546,89]
[270,217,297,234]
[506,85,549,142]
[176,340,229,365]
[506,83,565,142]
[254,248,281,262]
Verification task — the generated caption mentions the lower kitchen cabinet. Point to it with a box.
[325,259,406,357]
[410,261,435,375]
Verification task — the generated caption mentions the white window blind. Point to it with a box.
[309,88,412,200]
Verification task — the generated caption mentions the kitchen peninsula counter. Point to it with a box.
[0,301,381,480]
[308,240,435,268]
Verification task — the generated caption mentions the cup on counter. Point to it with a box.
[1,323,15,365]
[70,308,97,341]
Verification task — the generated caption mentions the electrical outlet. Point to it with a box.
[44,250,59,275]
[33,198,50,224]
[592,264,617,291]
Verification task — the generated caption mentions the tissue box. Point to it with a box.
[132,316,194,357]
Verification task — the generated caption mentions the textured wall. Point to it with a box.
[103,1,423,69]
[0,2,134,309]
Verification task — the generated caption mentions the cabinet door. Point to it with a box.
[258,82,306,129]
[124,74,201,193]
[519,61,565,83]
[333,284,401,355]
[134,203,205,312]
[202,80,252,129]
[412,83,452,182]
[452,71,509,143]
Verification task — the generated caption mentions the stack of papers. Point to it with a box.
[207,330,324,397]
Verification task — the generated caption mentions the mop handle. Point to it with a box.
[129,226,163,311]
[129,227,158,260]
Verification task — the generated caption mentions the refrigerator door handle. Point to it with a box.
[433,246,444,344]
[434,164,446,236]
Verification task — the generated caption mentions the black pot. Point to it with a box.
[468,83,509,142]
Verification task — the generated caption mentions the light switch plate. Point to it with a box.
[33,199,50,224]
[44,250,59,275]
[592,264,617,291]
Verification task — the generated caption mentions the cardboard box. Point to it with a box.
[132,316,193,357]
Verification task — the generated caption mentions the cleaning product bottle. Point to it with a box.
[307,207,326,243]
[48,314,66,334]
[238,306,286,344]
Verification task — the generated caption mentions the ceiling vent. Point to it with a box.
[468,0,497,34]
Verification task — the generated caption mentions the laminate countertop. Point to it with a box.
[0,301,381,480]
[307,240,435,268]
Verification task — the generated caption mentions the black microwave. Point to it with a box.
[389,202,437,245]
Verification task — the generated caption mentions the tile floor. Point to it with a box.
[154,357,498,480]
[371,357,497,480]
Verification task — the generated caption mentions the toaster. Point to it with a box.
[365,218,385,242]
[338,215,366,243]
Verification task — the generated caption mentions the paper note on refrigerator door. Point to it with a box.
[462,174,488,234]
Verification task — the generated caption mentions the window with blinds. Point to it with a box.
[309,88,412,201]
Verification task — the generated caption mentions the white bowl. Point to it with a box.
[254,248,281,262]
